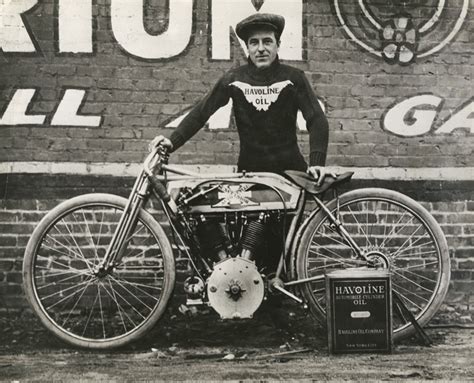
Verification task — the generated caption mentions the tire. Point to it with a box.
[23,193,175,349]
[296,188,450,342]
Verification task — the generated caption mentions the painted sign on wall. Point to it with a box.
[0,0,471,138]
[0,0,303,60]
[382,95,473,136]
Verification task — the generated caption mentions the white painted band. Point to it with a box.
[0,162,473,181]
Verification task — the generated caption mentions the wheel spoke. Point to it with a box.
[311,287,325,295]
[50,223,83,255]
[308,249,365,269]
[102,277,147,320]
[45,229,95,272]
[393,260,439,271]
[42,236,90,265]
[378,211,410,249]
[99,280,138,328]
[390,226,429,259]
[61,278,94,327]
[111,277,164,292]
[309,246,348,262]
[124,224,147,244]
[44,277,96,310]
[81,291,99,337]
[391,240,434,259]
[394,250,438,259]
[394,265,439,287]
[107,274,156,311]
[392,282,426,310]
[318,231,353,249]
[107,278,128,333]
[78,208,101,266]
[60,219,93,271]
[36,255,88,275]
[115,265,164,270]
[37,270,90,290]
[97,283,106,339]
[393,269,434,293]
[35,268,89,278]
[347,205,372,248]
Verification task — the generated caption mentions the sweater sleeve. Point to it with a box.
[168,75,231,152]
[296,71,329,166]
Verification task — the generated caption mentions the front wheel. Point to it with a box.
[296,188,450,341]
[23,193,175,349]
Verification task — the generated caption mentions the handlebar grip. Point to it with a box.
[149,176,171,202]
[157,145,170,159]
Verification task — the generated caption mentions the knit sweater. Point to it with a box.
[169,57,329,173]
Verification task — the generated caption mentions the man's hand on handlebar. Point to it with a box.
[308,166,338,186]
[149,135,173,152]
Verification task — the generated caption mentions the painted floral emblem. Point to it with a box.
[333,0,469,65]
[380,16,418,65]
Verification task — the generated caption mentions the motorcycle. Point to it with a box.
[23,147,450,349]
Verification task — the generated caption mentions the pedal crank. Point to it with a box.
[269,277,303,304]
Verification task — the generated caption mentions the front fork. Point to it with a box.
[98,170,150,273]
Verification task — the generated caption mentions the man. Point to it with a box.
[150,12,333,184]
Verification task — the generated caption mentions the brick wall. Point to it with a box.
[0,1,472,165]
[0,0,473,317]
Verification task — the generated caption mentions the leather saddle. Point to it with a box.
[284,170,354,195]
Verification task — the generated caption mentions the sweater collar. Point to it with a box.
[247,56,281,81]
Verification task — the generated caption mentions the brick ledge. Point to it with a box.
[1,162,473,181]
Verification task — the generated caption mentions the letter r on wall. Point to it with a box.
[0,0,39,52]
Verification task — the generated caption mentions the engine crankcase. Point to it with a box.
[207,257,264,319]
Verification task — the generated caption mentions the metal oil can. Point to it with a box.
[326,268,392,354]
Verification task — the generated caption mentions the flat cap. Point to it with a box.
[236,13,285,42]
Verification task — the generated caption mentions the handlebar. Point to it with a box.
[144,145,171,202]
[144,145,169,173]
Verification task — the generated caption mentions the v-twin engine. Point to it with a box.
[190,213,270,319]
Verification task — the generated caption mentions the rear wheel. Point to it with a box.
[23,193,175,349]
[296,188,450,341]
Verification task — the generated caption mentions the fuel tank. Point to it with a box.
[167,172,302,214]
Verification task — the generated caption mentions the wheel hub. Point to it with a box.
[365,250,390,269]
[93,264,114,278]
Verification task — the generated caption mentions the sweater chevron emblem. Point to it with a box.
[230,80,293,111]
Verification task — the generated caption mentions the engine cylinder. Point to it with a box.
[196,216,228,261]
[240,213,267,260]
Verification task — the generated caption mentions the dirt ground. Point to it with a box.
[1,304,473,382]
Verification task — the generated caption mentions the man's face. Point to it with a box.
[247,30,280,70]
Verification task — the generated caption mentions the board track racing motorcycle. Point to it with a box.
[23,147,450,349]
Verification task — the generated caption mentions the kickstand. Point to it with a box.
[392,291,432,346]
